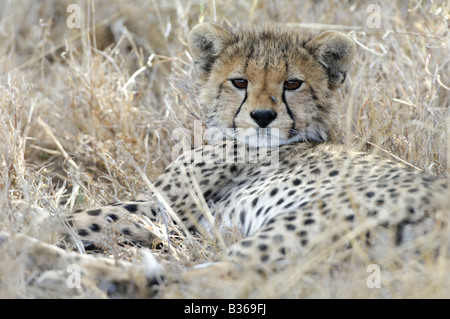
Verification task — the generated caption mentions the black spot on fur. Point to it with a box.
[298,230,307,237]
[285,224,296,231]
[87,209,102,216]
[258,244,268,251]
[345,215,355,222]
[107,213,119,222]
[89,223,101,232]
[329,170,339,177]
[124,204,138,213]
[376,199,384,206]
[284,202,295,209]
[284,215,296,221]
[262,227,274,233]
[154,180,163,187]
[121,228,132,236]
[395,220,413,245]
[256,207,263,217]
[366,192,375,198]
[204,189,212,198]
[367,210,378,217]
[240,209,246,225]
[78,229,89,236]
[270,188,278,196]
[310,86,318,100]
[241,240,252,247]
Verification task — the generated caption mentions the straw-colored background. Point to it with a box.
[0,0,449,298]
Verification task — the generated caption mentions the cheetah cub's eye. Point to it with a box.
[231,79,248,89]
[284,79,303,90]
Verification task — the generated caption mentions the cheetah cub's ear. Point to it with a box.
[305,31,355,90]
[189,22,233,81]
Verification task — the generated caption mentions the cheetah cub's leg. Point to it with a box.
[66,200,162,248]
[65,142,250,249]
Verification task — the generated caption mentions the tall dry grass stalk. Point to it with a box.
[0,0,449,298]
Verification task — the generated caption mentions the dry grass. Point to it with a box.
[0,0,449,298]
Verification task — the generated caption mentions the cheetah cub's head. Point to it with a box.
[189,23,354,147]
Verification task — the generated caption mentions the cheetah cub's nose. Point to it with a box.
[250,110,277,128]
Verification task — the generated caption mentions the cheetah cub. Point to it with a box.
[10,23,448,296]
[70,22,449,265]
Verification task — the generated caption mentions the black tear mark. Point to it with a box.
[232,90,248,129]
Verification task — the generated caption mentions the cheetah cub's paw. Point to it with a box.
[66,200,163,249]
